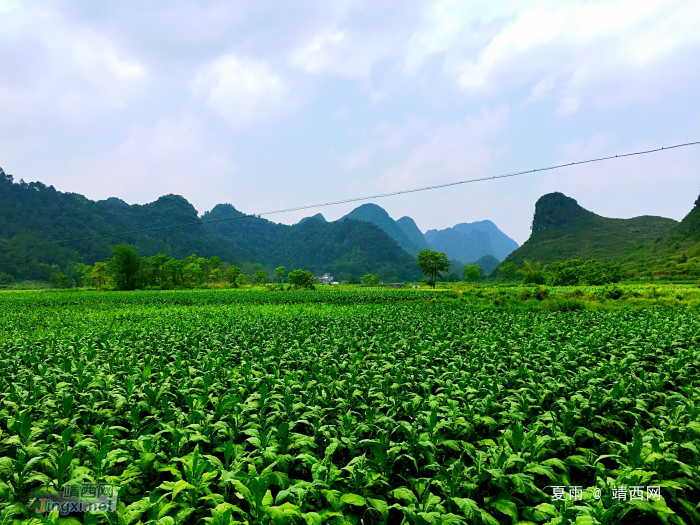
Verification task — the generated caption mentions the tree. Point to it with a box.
[463,264,481,283]
[416,249,451,288]
[361,274,380,287]
[50,272,68,288]
[164,258,182,287]
[92,262,107,291]
[287,269,316,289]
[521,259,545,285]
[226,265,243,287]
[75,263,93,287]
[254,270,267,285]
[108,244,141,290]
[209,256,224,282]
[274,266,286,283]
[500,262,519,280]
[185,263,205,285]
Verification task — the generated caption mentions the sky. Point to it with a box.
[1,0,699,244]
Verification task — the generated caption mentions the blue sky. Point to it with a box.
[1,0,699,244]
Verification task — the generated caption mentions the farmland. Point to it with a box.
[0,288,699,524]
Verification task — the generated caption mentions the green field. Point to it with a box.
[0,288,699,524]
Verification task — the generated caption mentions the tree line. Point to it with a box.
[413,250,625,287]
[52,244,300,291]
[498,258,624,285]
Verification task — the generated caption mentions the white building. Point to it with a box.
[315,273,333,284]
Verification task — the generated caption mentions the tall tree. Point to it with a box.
[416,249,451,288]
[92,262,107,291]
[274,266,286,283]
[108,244,141,290]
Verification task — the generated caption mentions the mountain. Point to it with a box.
[619,193,700,277]
[498,192,678,269]
[472,255,500,275]
[0,169,420,282]
[299,213,327,224]
[396,217,430,252]
[663,194,700,246]
[424,220,518,263]
[425,228,492,264]
[202,205,419,280]
[339,203,426,255]
[451,221,519,261]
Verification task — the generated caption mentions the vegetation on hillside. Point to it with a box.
[498,191,700,280]
[501,193,677,268]
[0,169,420,283]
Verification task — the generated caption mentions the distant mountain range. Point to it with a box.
[6,166,694,283]
[497,191,700,279]
[330,203,518,267]
[0,169,420,282]
[339,204,429,256]
[0,166,520,283]
[425,221,519,264]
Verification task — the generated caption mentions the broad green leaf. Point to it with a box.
[392,488,418,504]
[340,493,366,507]
[367,497,389,519]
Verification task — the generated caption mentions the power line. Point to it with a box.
[2,139,699,252]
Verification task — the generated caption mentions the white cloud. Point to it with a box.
[60,116,235,210]
[191,54,288,127]
[0,4,145,124]
[444,0,700,111]
[376,105,509,190]
[539,136,700,223]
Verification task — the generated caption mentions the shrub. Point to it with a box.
[601,284,623,300]
[546,258,623,286]
[545,299,585,312]
[522,260,545,284]
[536,287,549,300]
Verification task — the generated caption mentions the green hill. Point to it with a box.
[0,168,420,282]
[298,213,327,224]
[500,192,677,268]
[473,255,500,275]
[491,191,700,279]
[340,203,426,256]
[396,216,430,252]
[619,194,700,277]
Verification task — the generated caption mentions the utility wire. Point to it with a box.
[3,139,699,251]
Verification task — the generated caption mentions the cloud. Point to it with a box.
[1,0,697,247]
[375,105,510,190]
[444,0,700,110]
[338,119,424,169]
[191,54,288,127]
[55,116,235,211]
[0,3,145,125]
[538,135,700,223]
